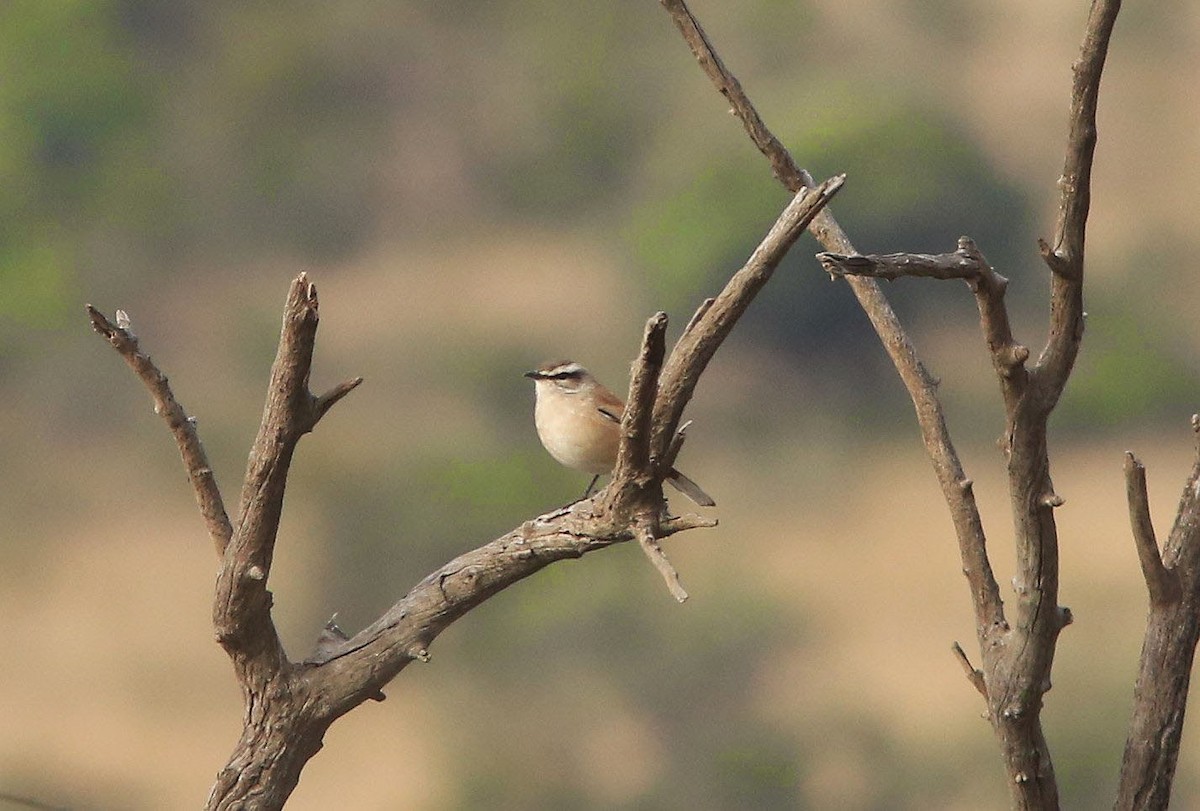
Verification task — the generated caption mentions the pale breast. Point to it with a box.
[533,393,620,474]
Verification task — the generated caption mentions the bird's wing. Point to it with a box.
[597,406,621,424]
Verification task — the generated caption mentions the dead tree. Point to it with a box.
[87,176,842,808]
[86,1,1200,807]
[658,0,1200,808]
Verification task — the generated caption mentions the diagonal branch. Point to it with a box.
[657,0,1004,647]
[650,177,843,463]
[658,0,1002,630]
[659,0,805,192]
[610,183,843,598]
[307,508,716,701]
[87,305,233,556]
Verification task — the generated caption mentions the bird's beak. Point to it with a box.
[523,370,540,379]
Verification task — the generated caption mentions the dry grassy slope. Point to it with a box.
[5,422,1198,808]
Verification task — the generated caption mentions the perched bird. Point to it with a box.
[524,360,715,507]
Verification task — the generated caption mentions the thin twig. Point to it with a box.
[313,378,365,428]
[952,642,989,700]
[662,420,693,474]
[682,297,715,339]
[819,237,1030,383]
[86,304,233,556]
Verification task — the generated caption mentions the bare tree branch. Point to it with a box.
[659,1,1123,807]
[820,237,1031,388]
[1117,418,1200,809]
[1033,0,1122,402]
[658,0,805,192]
[656,0,1005,655]
[952,641,989,701]
[635,518,689,603]
[90,164,833,804]
[649,176,843,462]
[612,312,669,498]
[1124,452,1180,607]
[86,305,233,556]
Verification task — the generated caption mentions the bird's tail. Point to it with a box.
[666,468,716,507]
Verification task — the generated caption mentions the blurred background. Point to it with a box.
[2,0,1199,808]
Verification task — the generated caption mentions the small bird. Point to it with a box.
[524,360,715,507]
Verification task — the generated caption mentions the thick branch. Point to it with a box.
[657,2,1133,807]
[87,305,233,556]
[94,272,719,810]
[213,274,358,663]
[1118,420,1200,809]
[306,505,715,709]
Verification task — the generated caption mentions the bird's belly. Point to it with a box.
[534,402,618,474]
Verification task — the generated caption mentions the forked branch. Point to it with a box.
[659,0,1122,808]
[1123,452,1180,606]
[1118,419,1200,808]
[90,173,834,806]
[657,0,1004,648]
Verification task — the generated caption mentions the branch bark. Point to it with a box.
[89,172,836,806]
[657,0,1004,657]
[659,1,1121,807]
[86,306,233,555]
[1117,420,1200,810]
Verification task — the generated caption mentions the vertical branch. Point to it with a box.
[610,311,669,497]
[214,276,319,657]
[1118,421,1200,809]
[1034,0,1122,400]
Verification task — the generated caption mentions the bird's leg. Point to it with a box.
[582,474,601,499]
